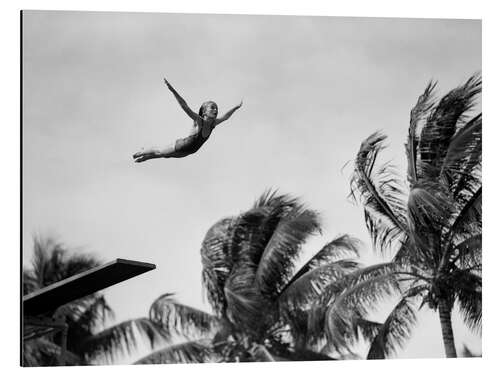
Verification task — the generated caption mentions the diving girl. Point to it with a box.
[133,79,242,163]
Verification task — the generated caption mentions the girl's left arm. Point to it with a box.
[215,101,243,126]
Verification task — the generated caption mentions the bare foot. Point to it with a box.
[133,148,145,159]
[133,148,162,163]
[134,155,150,163]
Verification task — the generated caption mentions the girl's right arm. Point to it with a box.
[164,78,201,121]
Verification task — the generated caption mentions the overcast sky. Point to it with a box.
[22,10,481,361]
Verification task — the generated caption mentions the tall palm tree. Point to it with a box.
[135,190,361,363]
[333,74,481,358]
[23,236,166,366]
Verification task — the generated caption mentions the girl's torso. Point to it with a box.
[195,118,215,139]
[175,118,215,154]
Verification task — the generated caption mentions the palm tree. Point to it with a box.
[23,236,166,366]
[334,74,481,358]
[135,190,361,363]
[461,344,481,358]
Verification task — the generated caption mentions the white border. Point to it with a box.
[3,1,497,374]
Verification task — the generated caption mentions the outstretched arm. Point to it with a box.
[214,101,243,126]
[164,78,201,121]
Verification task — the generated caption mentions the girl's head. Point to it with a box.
[199,101,218,120]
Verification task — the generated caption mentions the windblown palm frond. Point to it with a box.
[78,318,168,363]
[200,217,235,316]
[320,263,400,352]
[452,234,481,270]
[279,260,359,307]
[287,235,360,284]
[78,295,114,326]
[134,340,214,364]
[449,187,482,239]
[366,294,419,359]
[327,276,400,352]
[252,189,300,211]
[454,271,482,333]
[200,204,282,321]
[350,132,408,253]
[28,236,101,289]
[55,295,114,335]
[256,204,322,298]
[149,293,219,338]
[250,344,277,361]
[461,344,481,358]
[23,338,82,366]
[418,74,481,180]
[406,182,454,264]
[406,80,437,185]
[224,263,272,333]
[442,114,482,179]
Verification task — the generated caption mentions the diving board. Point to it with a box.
[23,258,156,316]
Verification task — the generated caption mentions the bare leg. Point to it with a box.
[133,143,182,163]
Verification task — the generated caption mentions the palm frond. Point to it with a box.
[149,293,219,339]
[418,74,481,180]
[407,182,454,229]
[214,194,294,278]
[366,294,419,359]
[73,294,114,332]
[406,80,437,185]
[52,293,108,328]
[200,217,235,316]
[134,340,213,364]
[23,337,82,366]
[461,344,481,358]
[256,204,322,298]
[231,205,282,268]
[308,263,398,352]
[452,234,481,270]
[279,260,359,307]
[288,235,360,284]
[30,236,101,287]
[23,269,39,295]
[224,263,271,332]
[452,149,481,208]
[351,317,383,343]
[276,348,337,361]
[449,187,482,240]
[253,188,300,211]
[407,182,454,263]
[250,344,277,361]
[308,263,396,325]
[31,236,56,286]
[442,113,481,179]
[350,132,408,253]
[391,236,417,266]
[324,264,401,353]
[454,271,482,333]
[79,318,168,363]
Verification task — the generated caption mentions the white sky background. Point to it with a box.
[22,11,481,361]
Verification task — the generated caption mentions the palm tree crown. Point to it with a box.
[137,190,361,363]
[338,74,481,358]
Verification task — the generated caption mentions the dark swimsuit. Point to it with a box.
[174,120,214,155]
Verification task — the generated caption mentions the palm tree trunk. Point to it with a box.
[437,299,457,358]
